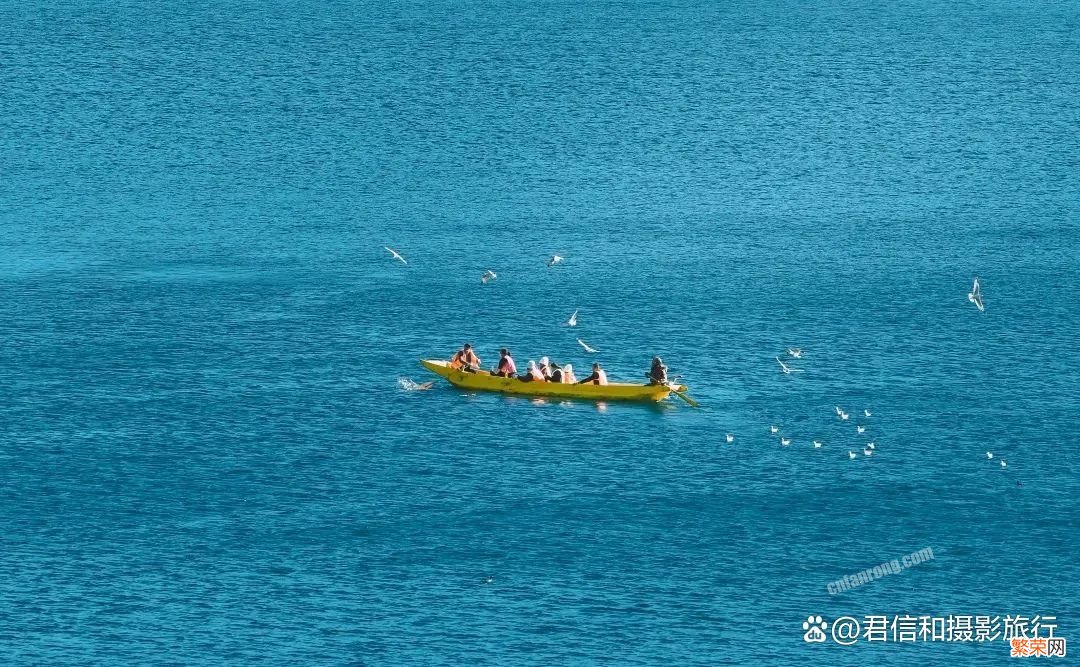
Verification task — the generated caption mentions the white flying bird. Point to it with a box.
[577,338,598,354]
[725,433,734,443]
[780,438,791,446]
[481,270,497,285]
[547,255,564,267]
[770,425,780,434]
[857,426,866,434]
[566,310,578,327]
[787,348,802,359]
[867,442,876,450]
[968,276,984,312]
[835,406,843,416]
[776,357,802,374]
[383,246,407,264]
[813,440,822,448]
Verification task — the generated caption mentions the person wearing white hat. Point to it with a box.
[520,361,545,382]
[562,364,577,383]
[538,356,552,381]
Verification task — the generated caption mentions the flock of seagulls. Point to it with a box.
[732,345,883,459]
[385,246,618,375]
[762,399,877,459]
[775,347,805,374]
[384,247,569,286]
[741,278,1001,471]
[387,248,1003,474]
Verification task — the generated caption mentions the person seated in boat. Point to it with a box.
[450,343,480,372]
[538,356,552,381]
[647,356,668,385]
[519,360,545,382]
[562,363,577,383]
[549,362,564,383]
[577,362,608,385]
[492,348,516,377]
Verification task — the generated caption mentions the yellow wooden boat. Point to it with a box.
[420,359,695,404]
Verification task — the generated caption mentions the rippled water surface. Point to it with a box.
[1,0,1077,664]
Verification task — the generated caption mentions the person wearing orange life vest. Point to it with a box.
[576,362,608,385]
[450,343,480,372]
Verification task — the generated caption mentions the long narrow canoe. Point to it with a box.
[420,359,687,403]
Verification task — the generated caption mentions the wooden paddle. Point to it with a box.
[667,383,699,407]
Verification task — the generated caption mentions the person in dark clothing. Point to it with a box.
[647,357,669,385]
[549,363,564,383]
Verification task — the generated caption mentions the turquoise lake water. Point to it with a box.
[1,0,1077,664]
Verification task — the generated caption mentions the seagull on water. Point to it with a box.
[577,338,599,353]
[986,452,993,459]
[566,310,578,327]
[857,426,866,434]
[813,440,822,448]
[866,442,876,450]
[849,451,858,460]
[726,433,735,443]
[780,438,791,446]
[776,357,802,374]
[481,270,497,285]
[383,246,407,264]
[1000,459,1007,468]
[787,347,802,359]
[839,411,849,421]
[863,447,874,456]
[770,425,780,434]
[864,409,872,417]
[547,254,564,267]
[835,406,843,416]
[968,276,985,312]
